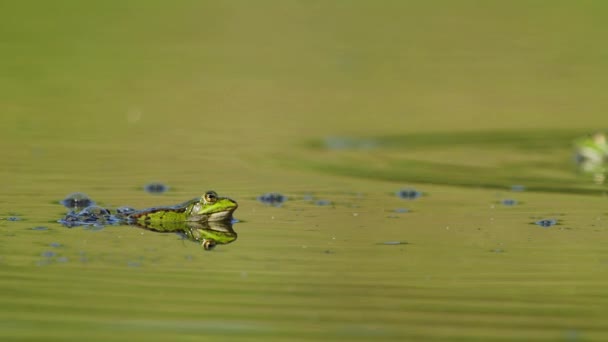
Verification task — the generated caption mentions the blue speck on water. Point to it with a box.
[396,188,422,200]
[325,137,377,150]
[535,219,557,227]
[394,208,409,213]
[6,216,21,221]
[144,182,169,194]
[257,193,287,206]
[501,199,518,206]
[41,251,56,258]
[84,224,105,231]
[302,194,315,201]
[511,185,526,192]
[380,241,408,245]
[31,226,48,231]
[49,242,62,248]
[60,192,95,209]
[315,199,332,206]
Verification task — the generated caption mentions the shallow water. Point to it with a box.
[3,185,608,341]
[2,2,608,341]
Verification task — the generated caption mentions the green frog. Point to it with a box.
[120,191,238,226]
[574,132,608,184]
[60,190,238,249]
[134,220,238,250]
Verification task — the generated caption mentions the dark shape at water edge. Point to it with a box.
[144,182,169,194]
[535,218,558,228]
[396,188,422,200]
[60,192,95,209]
[257,193,287,206]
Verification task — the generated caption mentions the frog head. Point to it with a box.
[188,190,238,222]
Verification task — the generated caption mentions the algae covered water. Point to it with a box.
[2,2,608,341]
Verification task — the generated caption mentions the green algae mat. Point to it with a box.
[2,1,608,341]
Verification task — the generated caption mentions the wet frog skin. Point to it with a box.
[122,191,238,227]
[132,220,238,250]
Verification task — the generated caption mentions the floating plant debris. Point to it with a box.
[144,182,169,194]
[315,199,332,206]
[535,218,558,227]
[257,193,287,206]
[60,205,120,228]
[60,192,95,209]
[116,206,137,215]
[378,241,409,245]
[396,188,422,200]
[4,216,22,221]
[501,199,518,206]
[41,251,56,258]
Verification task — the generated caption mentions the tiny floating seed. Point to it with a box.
[535,219,557,227]
[144,183,169,194]
[396,189,422,200]
[257,193,287,206]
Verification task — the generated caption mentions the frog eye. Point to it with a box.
[204,191,218,203]
[202,239,217,250]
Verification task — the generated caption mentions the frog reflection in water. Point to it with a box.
[574,132,608,184]
[60,191,238,250]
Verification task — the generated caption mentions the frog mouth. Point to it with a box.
[207,209,236,222]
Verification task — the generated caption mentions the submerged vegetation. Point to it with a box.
[287,130,608,195]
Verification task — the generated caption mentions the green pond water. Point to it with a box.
[2,1,608,341]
